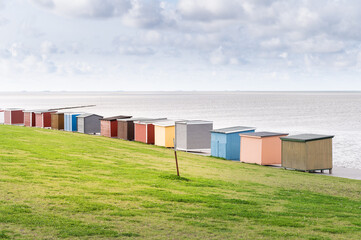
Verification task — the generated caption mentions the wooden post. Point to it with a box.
[173,139,180,177]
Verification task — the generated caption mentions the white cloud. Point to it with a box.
[41,41,58,55]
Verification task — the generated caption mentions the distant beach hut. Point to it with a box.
[154,120,178,148]
[34,110,57,128]
[23,110,37,127]
[117,117,152,141]
[281,134,334,173]
[51,112,65,130]
[4,108,24,125]
[239,132,288,165]
[64,113,82,132]
[134,118,167,144]
[211,126,256,160]
[175,120,213,152]
[76,113,103,134]
[100,115,132,138]
[0,109,4,124]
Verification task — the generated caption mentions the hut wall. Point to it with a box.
[134,123,147,143]
[101,120,111,137]
[175,123,187,149]
[261,136,284,165]
[117,121,128,140]
[282,141,307,170]
[147,124,155,144]
[83,116,101,134]
[43,112,53,128]
[186,123,212,150]
[77,117,85,133]
[24,112,32,127]
[211,133,227,158]
[154,126,165,147]
[164,126,175,148]
[35,114,43,128]
[0,111,4,124]
[240,137,262,164]
[4,111,11,125]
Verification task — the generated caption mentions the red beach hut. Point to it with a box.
[34,110,57,128]
[100,115,132,138]
[4,108,24,125]
[134,118,167,144]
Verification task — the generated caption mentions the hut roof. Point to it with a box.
[239,131,288,138]
[211,126,255,134]
[76,113,103,118]
[5,108,23,111]
[135,118,167,124]
[176,120,213,125]
[117,117,153,122]
[280,134,334,142]
[153,120,182,127]
[102,115,132,121]
[33,110,56,114]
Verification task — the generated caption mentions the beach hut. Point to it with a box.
[64,113,82,132]
[175,120,213,152]
[100,115,132,138]
[154,120,178,148]
[239,132,288,165]
[134,118,167,144]
[281,134,334,173]
[51,112,65,130]
[117,117,152,141]
[4,108,24,125]
[211,126,256,160]
[34,110,57,128]
[23,110,37,127]
[0,109,4,124]
[77,113,103,134]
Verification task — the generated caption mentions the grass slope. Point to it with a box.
[0,125,360,240]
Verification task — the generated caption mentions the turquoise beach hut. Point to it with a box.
[64,113,82,132]
[211,126,256,160]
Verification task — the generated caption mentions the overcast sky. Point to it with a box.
[1,0,361,91]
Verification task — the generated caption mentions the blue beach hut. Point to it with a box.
[64,113,82,132]
[211,126,256,160]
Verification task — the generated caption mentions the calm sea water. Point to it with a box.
[0,91,360,170]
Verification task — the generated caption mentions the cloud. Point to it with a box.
[41,41,58,55]
[31,0,132,18]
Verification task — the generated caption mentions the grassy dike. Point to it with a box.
[0,125,360,240]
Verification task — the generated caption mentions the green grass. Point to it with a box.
[0,125,360,239]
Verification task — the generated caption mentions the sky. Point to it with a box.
[1,0,361,91]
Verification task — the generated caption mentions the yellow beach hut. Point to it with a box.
[154,120,177,148]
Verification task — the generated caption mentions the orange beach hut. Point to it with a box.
[240,132,288,165]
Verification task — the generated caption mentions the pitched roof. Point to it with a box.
[211,126,256,134]
[135,118,167,124]
[102,115,132,121]
[76,113,103,118]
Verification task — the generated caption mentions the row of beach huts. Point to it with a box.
[0,108,334,173]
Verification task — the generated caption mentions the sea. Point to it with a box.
[0,91,360,170]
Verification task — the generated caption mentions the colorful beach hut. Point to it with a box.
[23,110,37,127]
[51,112,65,130]
[77,113,103,135]
[240,132,288,165]
[211,126,256,160]
[100,115,132,138]
[4,108,24,125]
[134,118,167,144]
[117,117,152,141]
[154,120,178,148]
[64,113,82,132]
[34,110,57,128]
[281,134,334,173]
[175,120,213,152]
